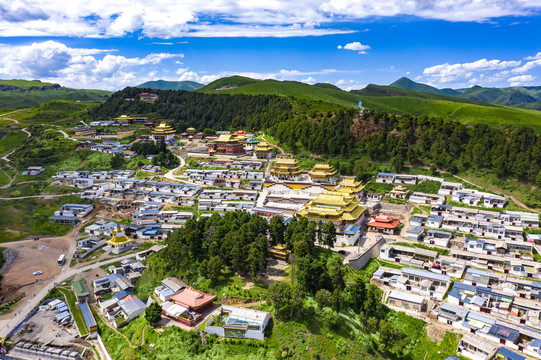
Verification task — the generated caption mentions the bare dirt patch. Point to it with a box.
[426,323,448,342]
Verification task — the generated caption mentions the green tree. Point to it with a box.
[378,320,397,353]
[145,302,162,326]
[315,289,332,313]
[208,255,222,281]
[349,277,366,313]
[110,153,124,169]
[328,256,345,291]
[267,282,291,312]
[268,215,285,246]
[323,221,336,249]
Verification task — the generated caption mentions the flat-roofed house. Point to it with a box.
[437,303,468,328]
[494,347,526,360]
[394,174,417,185]
[483,193,507,208]
[457,334,498,360]
[387,290,426,312]
[439,182,463,196]
[206,305,271,340]
[376,172,395,183]
[409,192,446,205]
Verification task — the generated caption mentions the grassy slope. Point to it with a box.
[359,85,541,131]
[0,79,111,110]
[198,76,361,109]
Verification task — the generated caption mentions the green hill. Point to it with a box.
[390,77,458,96]
[357,84,541,131]
[197,76,361,109]
[389,77,541,109]
[136,80,204,91]
[0,79,111,110]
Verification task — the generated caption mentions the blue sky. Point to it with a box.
[0,1,540,91]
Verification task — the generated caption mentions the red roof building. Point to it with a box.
[367,215,401,234]
[170,287,216,313]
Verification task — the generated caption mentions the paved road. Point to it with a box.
[0,194,64,200]
[0,249,149,338]
[56,130,80,142]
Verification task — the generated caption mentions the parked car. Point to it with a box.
[33,237,39,241]
[131,246,138,251]
[33,270,42,276]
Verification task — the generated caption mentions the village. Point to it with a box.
[1,112,541,360]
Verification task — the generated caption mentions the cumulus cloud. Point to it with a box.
[416,51,541,87]
[301,76,317,84]
[335,79,366,91]
[338,42,371,54]
[0,0,540,38]
[422,58,522,84]
[507,74,536,86]
[0,41,183,90]
[0,1,49,22]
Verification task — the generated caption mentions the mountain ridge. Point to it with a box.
[136,80,204,91]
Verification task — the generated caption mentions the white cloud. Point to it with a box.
[1,0,540,38]
[507,74,536,86]
[0,40,183,90]
[338,41,371,54]
[335,79,365,91]
[422,58,522,84]
[511,59,541,74]
[301,76,317,84]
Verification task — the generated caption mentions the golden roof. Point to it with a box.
[334,176,365,194]
[270,157,301,176]
[309,163,336,179]
[115,114,132,120]
[187,127,196,131]
[254,141,272,152]
[106,220,132,247]
[153,122,175,135]
[296,191,366,223]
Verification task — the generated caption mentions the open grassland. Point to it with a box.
[0,79,110,110]
[0,131,27,156]
[0,195,92,243]
[9,100,101,126]
[361,95,541,131]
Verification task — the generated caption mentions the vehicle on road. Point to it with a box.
[33,270,42,276]
[131,246,138,251]
[33,237,39,241]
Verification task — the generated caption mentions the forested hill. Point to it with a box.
[0,79,111,109]
[91,86,293,131]
[90,86,357,156]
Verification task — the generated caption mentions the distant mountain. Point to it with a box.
[0,79,111,109]
[390,77,459,96]
[197,75,361,109]
[354,84,541,132]
[389,77,541,109]
[136,80,204,91]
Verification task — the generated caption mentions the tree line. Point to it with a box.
[358,110,541,186]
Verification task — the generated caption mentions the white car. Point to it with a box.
[33,270,42,276]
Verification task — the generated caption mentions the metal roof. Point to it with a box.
[402,267,450,283]
[388,290,425,304]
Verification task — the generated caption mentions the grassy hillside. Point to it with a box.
[0,79,111,110]
[198,76,361,109]
[390,77,458,96]
[136,80,204,91]
[358,84,541,131]
[389,77,541,109]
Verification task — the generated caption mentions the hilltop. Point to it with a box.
[197,76,361,109]
[355,84,541,131]
[390,77,541,110]
[135,80,204,91]
[0,79,111,110]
